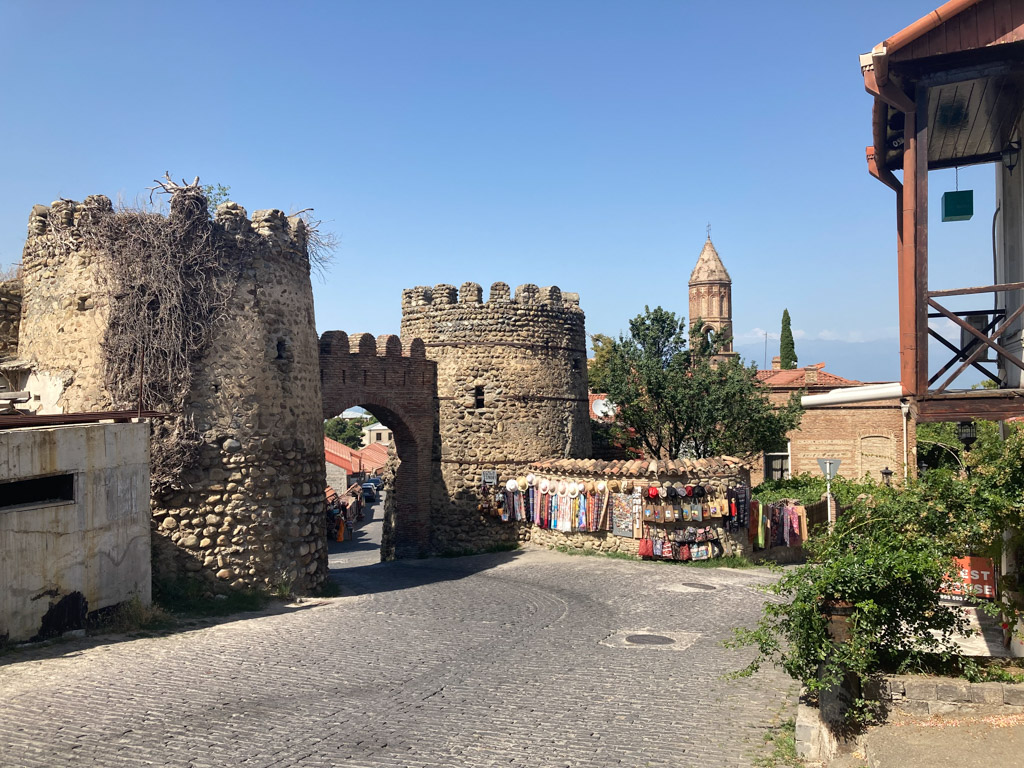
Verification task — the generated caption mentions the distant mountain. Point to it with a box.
[735,339,900,383]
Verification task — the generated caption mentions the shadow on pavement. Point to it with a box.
[327,548,526,597]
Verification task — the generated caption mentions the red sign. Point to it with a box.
[941,556,997,600]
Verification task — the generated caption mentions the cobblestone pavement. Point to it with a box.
[0,548,795,767]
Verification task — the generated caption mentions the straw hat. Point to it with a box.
[516,476,528,492]
[596,481,607,494]
[584,479,596,494]
[567,481,580,498]
[557,480,568,496]
[608,479,621,492]
[539,478,550,493]
[505,478,518,492]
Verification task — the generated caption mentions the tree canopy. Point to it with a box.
[587,333,615,393]
[779,308,797,369]
[601,306,802,459]
[324,415,378,449]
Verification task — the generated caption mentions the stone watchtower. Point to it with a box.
[401,282,591,552]
[16,192,328,594]
[688,235,738,361]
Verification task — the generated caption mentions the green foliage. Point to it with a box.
[201,183,231,212]
[601,306,802,459]
[779,309,797,369]
[324,415,378,448]
[588,333,615,393]
[753,717,801,768]
[754,472,882,509]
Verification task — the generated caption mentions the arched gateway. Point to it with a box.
[319,331,438,558]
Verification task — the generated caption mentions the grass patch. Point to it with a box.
[753,717,801,768]
[551,545,636,560]
[152,577,270,618]
[313,579,343,598]
[653,554,759,569]
[881,653,1024,683]
[88,595,175,635]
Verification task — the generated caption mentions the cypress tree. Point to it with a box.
[780,309,797,369]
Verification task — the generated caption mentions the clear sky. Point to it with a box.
[0,1,998,384]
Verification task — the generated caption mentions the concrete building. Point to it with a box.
[0,420,151,643]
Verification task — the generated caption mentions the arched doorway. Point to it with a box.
[319,331,438,560]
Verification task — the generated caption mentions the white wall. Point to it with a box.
[0,421,151,643]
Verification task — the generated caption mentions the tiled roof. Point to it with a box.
[529,456,749,477]
[360,442,390,471]
[756,363,862,389]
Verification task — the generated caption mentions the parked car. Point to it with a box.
[361,483,380,502]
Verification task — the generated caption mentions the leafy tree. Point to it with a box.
[324,415,378,449]
[587,333,615,393]
[602,306,802,459]
[779,308,797,369]
[201,183,231,213]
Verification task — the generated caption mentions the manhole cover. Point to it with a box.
[624,633,676,645]
[678,582,716,591]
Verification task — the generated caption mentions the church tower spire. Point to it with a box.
[688,233,738,361]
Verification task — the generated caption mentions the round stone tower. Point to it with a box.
[688,235,738,361]
[400,281,591,551]
[16,191,327,594]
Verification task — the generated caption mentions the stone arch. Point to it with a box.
[319,331,438,559]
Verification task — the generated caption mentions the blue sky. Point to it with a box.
[0,1,998,383]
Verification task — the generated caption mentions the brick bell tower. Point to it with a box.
[688,233,738,362]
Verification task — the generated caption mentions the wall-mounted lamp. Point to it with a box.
[1003,140,1021,174]
[880,466,893,487]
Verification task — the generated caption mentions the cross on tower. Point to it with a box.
[706,223,712,239]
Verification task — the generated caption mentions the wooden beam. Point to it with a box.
[915,91,930,397]
[927,281,1024,298]
[928,297,1024,374]
[900,108,918,396]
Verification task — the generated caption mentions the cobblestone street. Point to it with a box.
[0,545,794,768]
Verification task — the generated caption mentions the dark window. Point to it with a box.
[571,358,579,371]
[764,450,790,481]
[474,386,485,409]
[0,474,75,510]
[275,338,288,360]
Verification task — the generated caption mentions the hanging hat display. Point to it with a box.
[658,486,668,499]
[567,481,580,498]
[526,473,536,487]
[516,476,528,492]
[557,480,568,496]
[609,480,621,492]
[596,481,607,494]
[666,486,678,499]
[505,478,518,492]
[684,484,694,497]
[539,478,550,493]
[647,485,659,499]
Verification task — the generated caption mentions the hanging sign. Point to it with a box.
[481,470,497,486]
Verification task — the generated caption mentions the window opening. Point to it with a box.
[0,474,75,510]
[474,386,485,409]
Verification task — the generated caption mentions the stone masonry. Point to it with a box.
[401,282,592,553]
[15,194,327,594]
[319,331,437,558]
[0,279,21,359]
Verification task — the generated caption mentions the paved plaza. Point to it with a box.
[0,505,794,767]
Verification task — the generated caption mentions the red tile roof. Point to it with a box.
[359,442,390,472]
[756,363,862,389]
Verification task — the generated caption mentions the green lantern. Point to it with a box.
[941,190,973,222]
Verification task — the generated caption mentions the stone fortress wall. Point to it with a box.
[400,281,592,553]
[0,280,21,359]
[15,194,328,594]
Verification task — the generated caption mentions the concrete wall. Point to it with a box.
[0,421,151,643]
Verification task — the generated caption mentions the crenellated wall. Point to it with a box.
[319,330,438,558]
[400,281,591,553]
[16,193,327,594]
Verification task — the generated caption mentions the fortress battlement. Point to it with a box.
[401,282,581,312]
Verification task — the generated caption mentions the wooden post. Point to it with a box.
[900,107,918,397]
[915,89,930,397]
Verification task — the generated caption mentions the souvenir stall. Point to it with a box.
[484,458,755,560]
